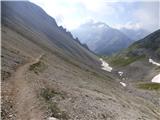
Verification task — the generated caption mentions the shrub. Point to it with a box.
[49,103,69,120]
[40,88,69,119]
[40,88,58,101]
[29,61,46,74]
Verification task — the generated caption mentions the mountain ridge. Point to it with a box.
[2,1,100,68]
[71,21,133,55]
[119,28,150,41]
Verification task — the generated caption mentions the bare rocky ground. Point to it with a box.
[2,42,160,120]
[113,59,160,107]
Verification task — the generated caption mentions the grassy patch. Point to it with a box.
[40,88,69,119]
[48,102,69,120]
[29,61,46,74]
[137,83,160,90]
[155,67,160,70]
[127,44,141,51]
[40,88,59,101]
[106,55,145,67]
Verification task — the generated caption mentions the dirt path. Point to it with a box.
[10,54,45,120]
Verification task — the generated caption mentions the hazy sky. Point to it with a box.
[29,0,159,31]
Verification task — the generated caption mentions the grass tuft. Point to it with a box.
[137,83,160,90]
[29,61,46,74]
[40,88,69,119]
[40,88,58,101]
[48,102,69,120]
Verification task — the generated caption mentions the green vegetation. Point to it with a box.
[127,44,141,51]
[29,61,46,74]
[48,102,69,120]
[155,48,160,56]
[106,55,146,67]
[155,66,160,70]
[40,88,59,101]
[40,88,69,119]
[137,83,160,90]
[156,48,160,52]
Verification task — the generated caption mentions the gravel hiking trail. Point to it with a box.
[9,54,45,120]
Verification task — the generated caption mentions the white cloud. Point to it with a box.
[133,2,159,31]
[74,0,105,12]
[30,0,116,30]
[30,0,159,31]
[114,22,142,30]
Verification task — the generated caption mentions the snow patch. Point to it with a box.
[98,24,105,28]
[151,74,160,83]
[48,117,58,120]
[149,58,160,83]
[118,71,123,77]
[120,82,126,87]
[149,58,160,66]
[99,58,112,72]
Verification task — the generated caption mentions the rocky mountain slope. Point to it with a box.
[128,29,160,59]
[1,1,160,120]
[71,21,133,55]
[107,30,160,66]
[120,28,149,41]
[105,30,160,109]
[106,30,160,81]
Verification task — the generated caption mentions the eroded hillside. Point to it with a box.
[1,1,160,120]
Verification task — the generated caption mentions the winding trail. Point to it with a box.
[10,54,44,120]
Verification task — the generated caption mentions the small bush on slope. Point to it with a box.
[29,61,46,74]
[40,88,69,120]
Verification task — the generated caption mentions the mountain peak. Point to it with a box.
[95,22,110,29]
[72,21,132,55]
[79,20,110,29]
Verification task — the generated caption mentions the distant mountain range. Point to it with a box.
[120,28,149,41]
[71,21,150,55]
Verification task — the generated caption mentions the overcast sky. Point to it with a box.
[29,0,159,32]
